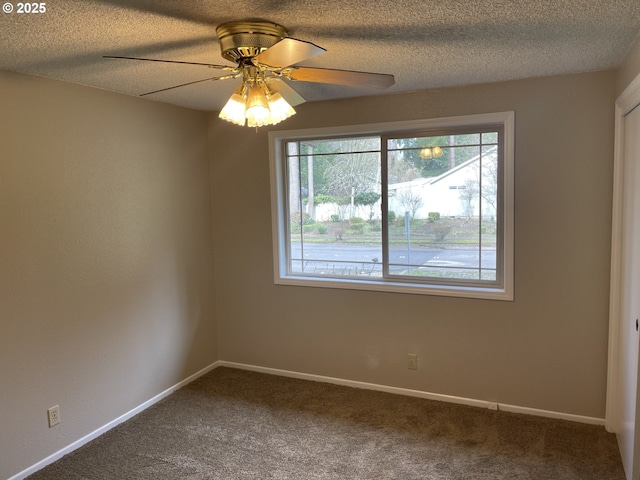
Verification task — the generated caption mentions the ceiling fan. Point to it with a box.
[104,20,395,127]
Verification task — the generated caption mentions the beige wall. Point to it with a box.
[210,70,616,419]
[1,65,624,478]
[617,33,640,96]
[0,71,217,479]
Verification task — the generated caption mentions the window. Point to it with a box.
[269,112,514,300]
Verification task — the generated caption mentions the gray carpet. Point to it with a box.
[27,367,625,479]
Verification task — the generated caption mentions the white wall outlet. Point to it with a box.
[47,405,61,427]
[408,353,418,370]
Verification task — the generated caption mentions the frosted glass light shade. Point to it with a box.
[267,92,296,124]
[245,85,271,127]
[219,90,246,126]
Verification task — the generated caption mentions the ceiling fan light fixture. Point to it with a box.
[109,19,395,127]
[219,81,296,128]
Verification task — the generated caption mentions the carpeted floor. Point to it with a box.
[27,367,625,479]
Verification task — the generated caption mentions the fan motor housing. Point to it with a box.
[216,21,288,63]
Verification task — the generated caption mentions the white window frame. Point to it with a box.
[269,111,514,300]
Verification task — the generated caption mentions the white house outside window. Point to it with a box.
[269,112,514,300]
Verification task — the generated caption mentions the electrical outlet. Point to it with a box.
[408,353,418,370]
[48,405,61,427]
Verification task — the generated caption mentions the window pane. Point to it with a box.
[479,144,499,281]
[272,113,513,300]
[286,139,382,278]
[386,133,498,282]
[482,132,498,144]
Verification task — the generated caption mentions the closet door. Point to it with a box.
[618,102,640,480]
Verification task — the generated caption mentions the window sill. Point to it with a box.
[275,275,513,301]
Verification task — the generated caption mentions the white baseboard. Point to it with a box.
[9,361,221,480]
[217,361,606,426]
[12,359,605,480]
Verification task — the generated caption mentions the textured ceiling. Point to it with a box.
[1,0,640,111]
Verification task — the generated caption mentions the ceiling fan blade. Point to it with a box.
[267,78,307,106]
[140,74,236,96]
[254,38,326,68]
[285,67,395,88]
[104,56,236,71]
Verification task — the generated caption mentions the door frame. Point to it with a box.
[606,71,640,434]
